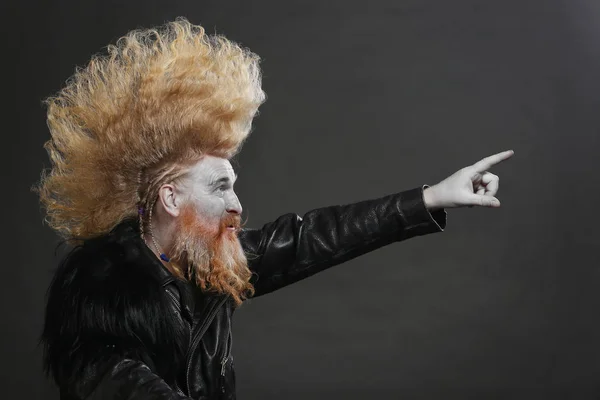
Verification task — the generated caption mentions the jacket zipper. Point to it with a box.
[165,289,182,314]
[185,296,229,396]
[220,328,232,394]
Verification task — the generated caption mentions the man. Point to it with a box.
[36,18,513,399]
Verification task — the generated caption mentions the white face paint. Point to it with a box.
[183,155,242,229]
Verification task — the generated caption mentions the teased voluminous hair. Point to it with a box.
[34,18,266,241]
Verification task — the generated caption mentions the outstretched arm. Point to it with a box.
[239,185,446,297]
[239,149,514,298]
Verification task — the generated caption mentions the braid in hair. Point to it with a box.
[137,169,148,240]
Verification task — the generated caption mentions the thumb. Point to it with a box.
[468,195,501,208]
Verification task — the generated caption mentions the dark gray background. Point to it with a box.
[5,0,600,398]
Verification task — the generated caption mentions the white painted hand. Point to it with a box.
[424,150,514,209]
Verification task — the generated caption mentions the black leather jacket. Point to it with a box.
[41,186,446,400]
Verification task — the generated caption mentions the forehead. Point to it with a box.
[188,155,235,183]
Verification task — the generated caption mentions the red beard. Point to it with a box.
[166,203,254,306]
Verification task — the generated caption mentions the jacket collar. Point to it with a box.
[111,217,230,324]
[111,218,197,321]
[112,217,176,283]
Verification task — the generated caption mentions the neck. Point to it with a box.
[143,223,192,279]
[143,214,174,262]
[143,231,168,262]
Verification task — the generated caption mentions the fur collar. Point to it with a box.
[40,217,188,393]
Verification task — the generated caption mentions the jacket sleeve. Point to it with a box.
[41,241,191,400]
[82,358,191,400]
[239,185,447,297]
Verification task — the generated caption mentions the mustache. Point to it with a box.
[221,213,242,230]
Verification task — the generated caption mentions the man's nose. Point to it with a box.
[226,201,242,215]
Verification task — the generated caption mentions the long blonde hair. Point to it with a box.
[34,18,266,242]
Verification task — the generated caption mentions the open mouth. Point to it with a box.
[226,225,236,231]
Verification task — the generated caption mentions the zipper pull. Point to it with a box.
[221,356,227,376]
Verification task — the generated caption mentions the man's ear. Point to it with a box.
[157,184,181,217]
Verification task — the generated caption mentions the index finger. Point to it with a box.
[472,150,514,172]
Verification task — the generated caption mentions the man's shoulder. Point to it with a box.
[42,219,187,390]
